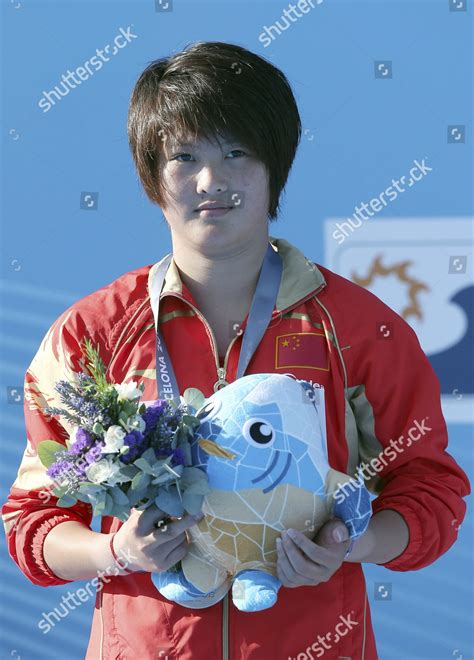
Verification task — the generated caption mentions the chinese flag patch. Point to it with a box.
[275,332,329,371]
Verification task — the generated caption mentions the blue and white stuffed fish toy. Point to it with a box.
[153,373,371,612]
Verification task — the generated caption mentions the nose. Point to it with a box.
[198,439,237,460]
[196,164,228,197]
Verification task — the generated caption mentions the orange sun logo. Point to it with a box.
[351,255,430,321]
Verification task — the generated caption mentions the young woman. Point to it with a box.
[2,41,469,659]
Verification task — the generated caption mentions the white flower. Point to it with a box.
[85,458,121,484]
[125,415,146,433]
[68,425,80,448]
[114,381,142,402]
[102,425,126,453]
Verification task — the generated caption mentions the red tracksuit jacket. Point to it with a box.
[2,236,470,659]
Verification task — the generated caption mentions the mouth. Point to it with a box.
[198,438,237,460]
[195,207,233,217]
[251,450,292,494]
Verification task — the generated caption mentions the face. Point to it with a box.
[158,133,270,255]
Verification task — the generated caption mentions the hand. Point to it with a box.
[276,518,351,588]
[112,505,203,574]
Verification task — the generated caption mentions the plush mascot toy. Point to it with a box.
[153,373,371,612]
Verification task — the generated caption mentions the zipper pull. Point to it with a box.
[214,367,229,392]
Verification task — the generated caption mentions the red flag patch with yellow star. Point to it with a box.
[275,332,329,371]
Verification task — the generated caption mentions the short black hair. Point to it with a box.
[127,41,302,221]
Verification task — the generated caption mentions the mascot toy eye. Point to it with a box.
[152,373,372,612]
[196,398,222,423]
[242,418,275,447]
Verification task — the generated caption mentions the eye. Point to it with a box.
[172,153,194,162]
[242,418,275,448]
[227,149,246,158]
[195,398,222,423]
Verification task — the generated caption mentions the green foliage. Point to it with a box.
[182,414,201,429]
[93,422,104,435]
[182,387,205,412]
[155,488,185,517]
[57,494,78,507]
[83,337,109,393]
[38,440,67,468]
[131,471,151,491]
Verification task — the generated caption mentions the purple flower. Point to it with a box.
[47,458,72,481]
[84,444,103,465]
[69,428,93,455]
[124,429,144,447]
[71,462,88,478]
[120,429,146,464]
[53,377,109,429]
[142,400,168,431]
[170,447,186,467]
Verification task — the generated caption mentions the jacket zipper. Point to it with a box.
[218,331,242,389]
[165,293,241,392]
[165,294,242,658]
[222,592,230,660]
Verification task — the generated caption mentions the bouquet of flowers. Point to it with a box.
[38,337,210,524]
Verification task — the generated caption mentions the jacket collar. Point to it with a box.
[148,236,326,314]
